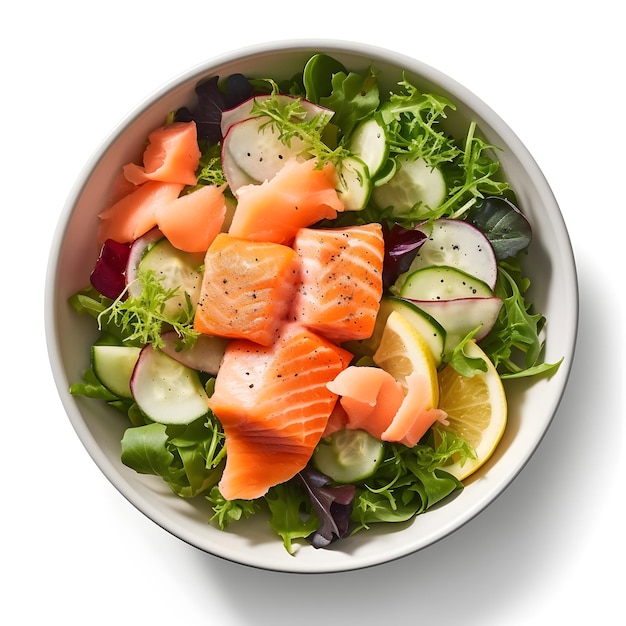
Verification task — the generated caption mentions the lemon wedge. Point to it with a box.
[373,310,439,407]
[437,341,507,480]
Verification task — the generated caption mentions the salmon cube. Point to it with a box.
[194,233,299,346]
[292,224,385,342]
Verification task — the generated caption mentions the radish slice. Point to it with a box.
[223,116,310,183]
[220,94,334,137]
[159,331,229,374]
[408,296,503,357]
[221,137,257,196]
[408,218,498,289]
[130,346,209,425]
[125,228,164,296]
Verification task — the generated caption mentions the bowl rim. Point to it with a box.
[45,38,579,573]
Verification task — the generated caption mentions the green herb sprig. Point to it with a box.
[98,269,199,349]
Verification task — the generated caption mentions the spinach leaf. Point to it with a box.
[303,53,347,103]
[467,196,532,260]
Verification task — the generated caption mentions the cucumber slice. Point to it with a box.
[92,345,141,398]
[372,155,446,218]
[348,117,388,177]
[399,266,493,301]
[344,296,445,366]
[336,155,371,211]
[130,346,209,425]
[224,116,309,183]
[126,228,164,288]
[131,238,204,319]
[313,429,384,483]
[407,218,498,289]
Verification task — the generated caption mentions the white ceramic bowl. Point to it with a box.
[45,39,578,573]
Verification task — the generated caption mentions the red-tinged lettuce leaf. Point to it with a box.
[298,467,356,549]
[90,239,131,300]
[466,196,532,260]
[175,74,254,144]
[382,223,427,289]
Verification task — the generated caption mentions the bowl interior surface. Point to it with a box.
[46,40,578,573]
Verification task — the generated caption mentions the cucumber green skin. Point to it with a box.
[336,155,372,211]
[313,429,385,483]
[92,345,141,398]
[399,265,493,302]
[344,296,446,366]
[405,218,498,289]
[348,117,389,177]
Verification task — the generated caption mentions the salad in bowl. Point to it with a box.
[46,41,576,572]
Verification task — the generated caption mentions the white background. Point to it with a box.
[3,1,624,624]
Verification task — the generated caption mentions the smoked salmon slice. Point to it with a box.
[156,184,227,253]
[381,371,448,447]
[123,121,201,186]
[98,181,184,245]
[292,223,385,342]
[194,233,300,346]
[326,366,404,436]
[209,323,353,500]
[326,366,448,447]
[228,158,345,244]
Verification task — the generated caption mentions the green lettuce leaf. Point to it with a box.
[207,487,259,529]
[265,482,318,555]
[351,436,466,532]
[480,258,563,378]
[120,417,225,498]
[320,67,380,138]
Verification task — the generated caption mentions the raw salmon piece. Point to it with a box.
[98,181,184,245]
[209,323,353,500]
[156,184,227,253]
[123,121,201,187]
[322,402,349,438]
[228,158,344,244]
[292,223,385,342]
[194,233,299,346]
